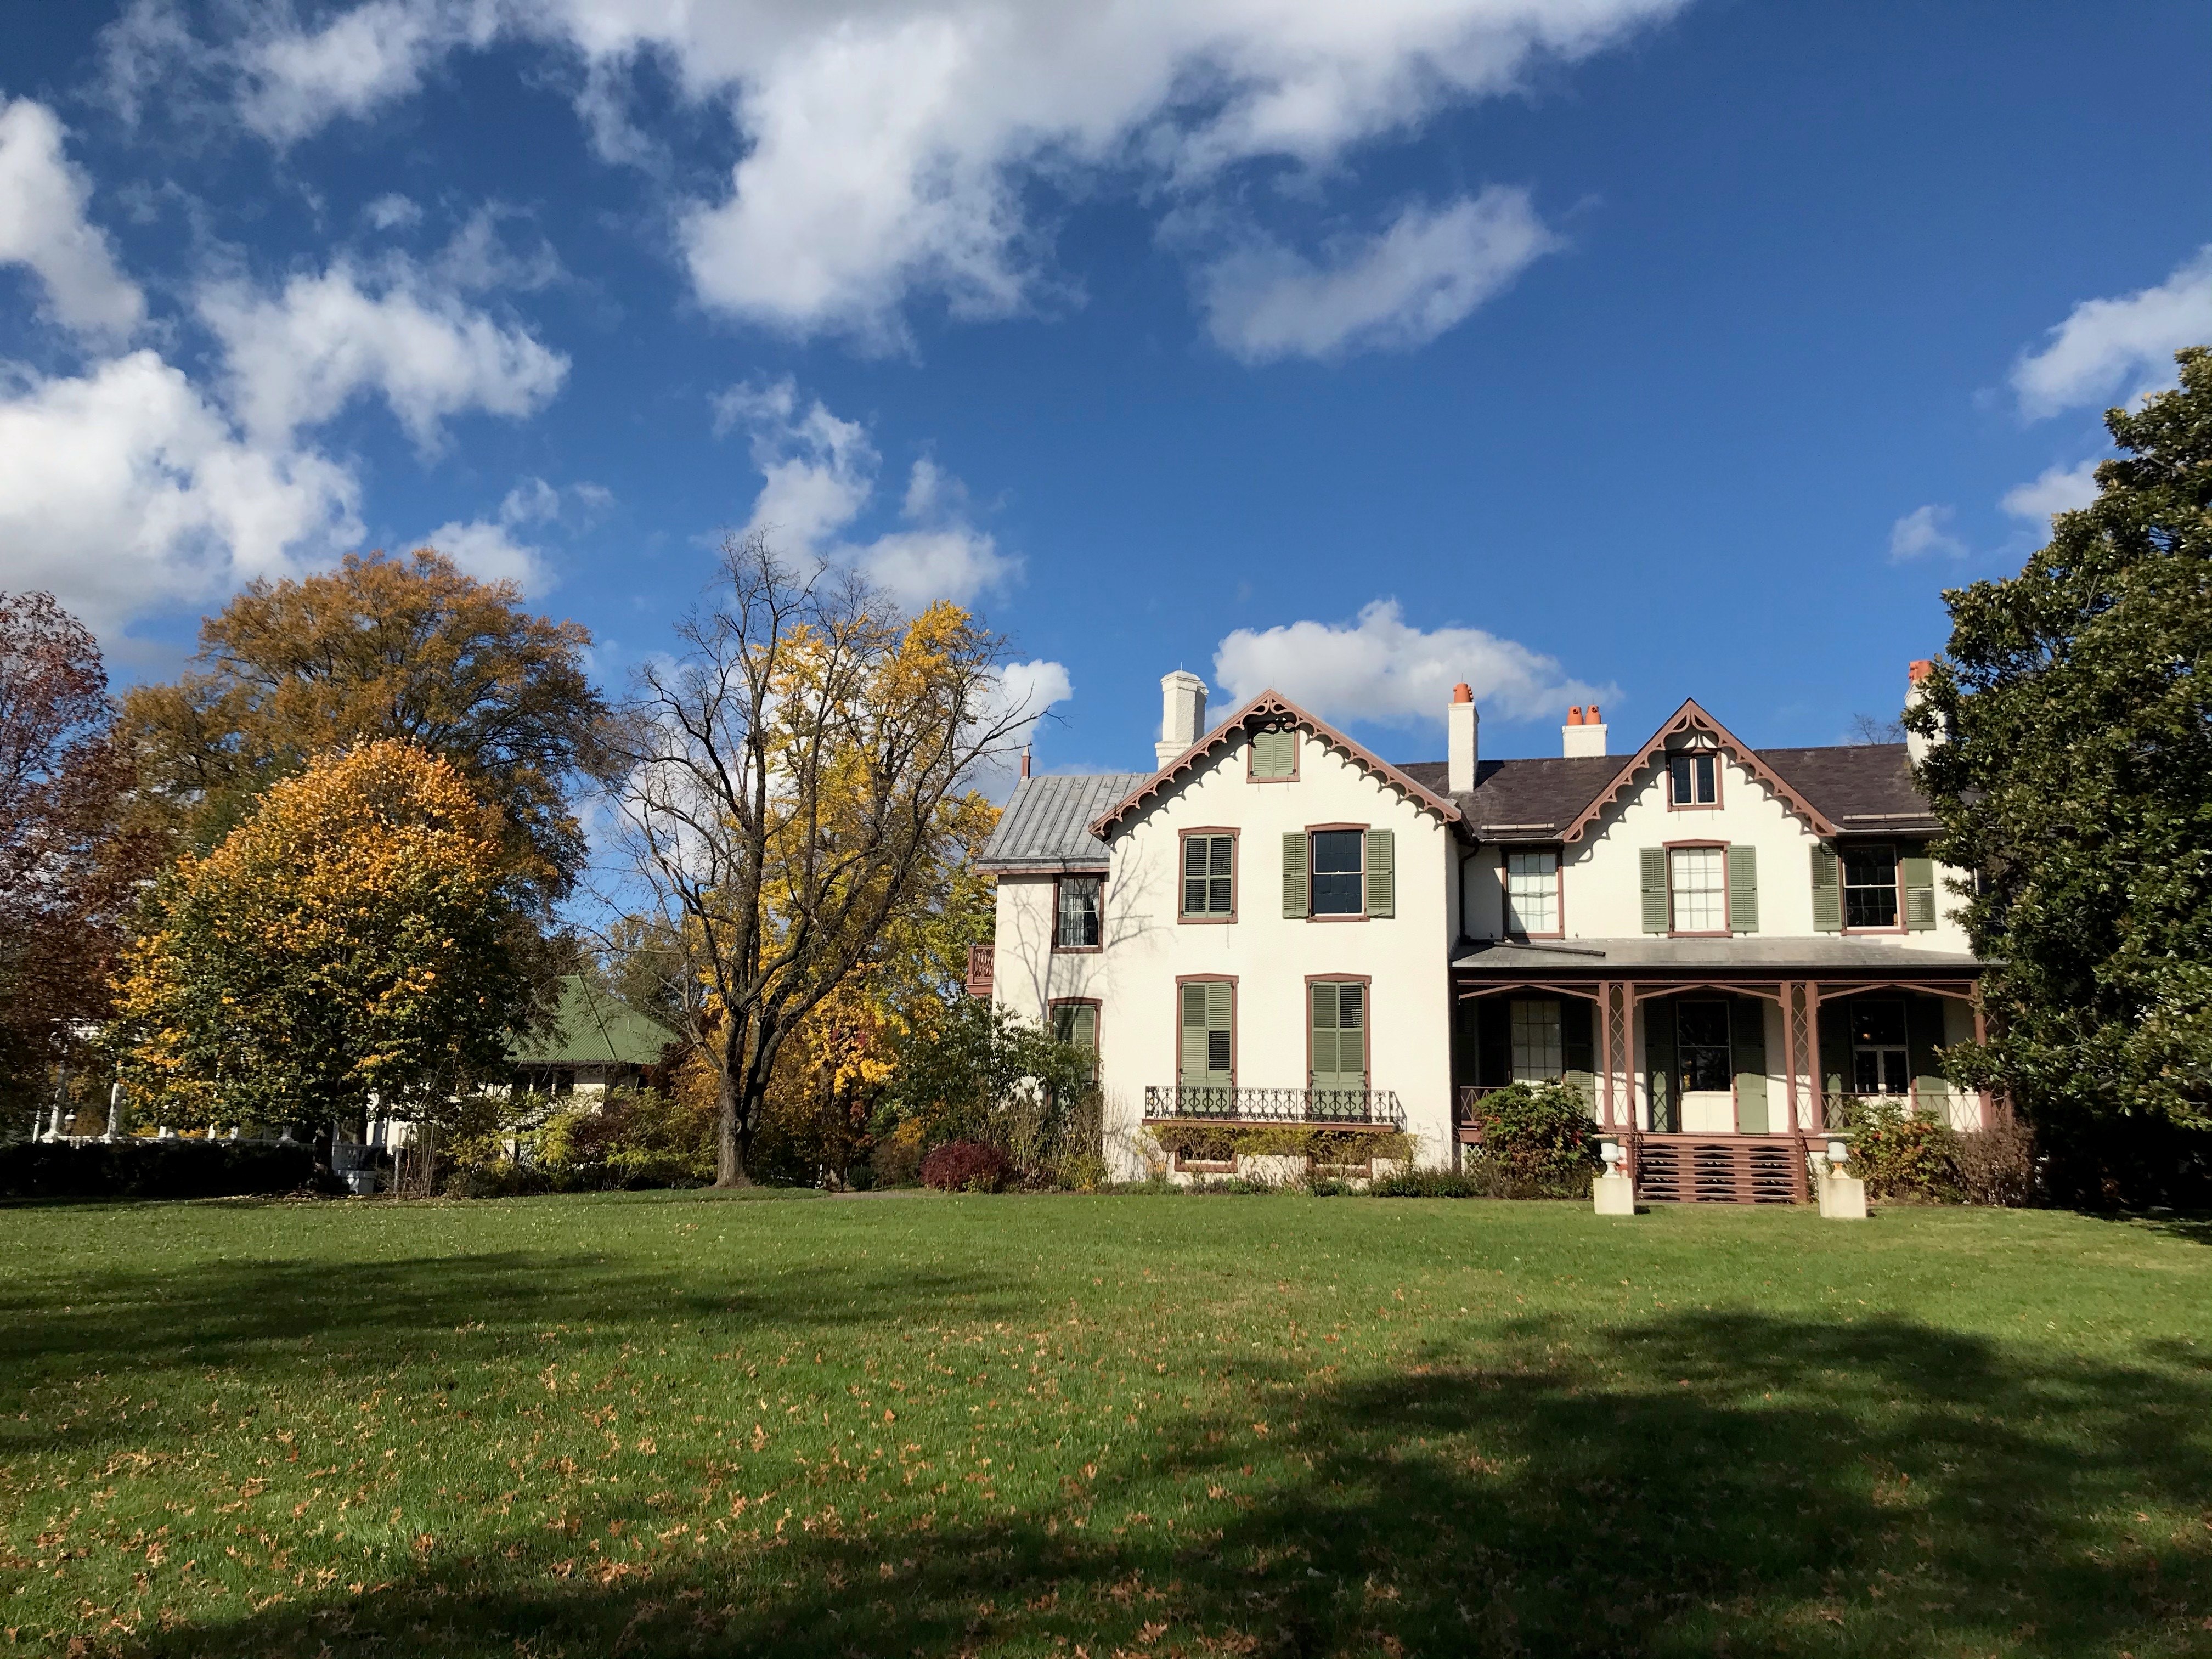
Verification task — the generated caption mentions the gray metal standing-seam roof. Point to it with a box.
[979,772,1149,871]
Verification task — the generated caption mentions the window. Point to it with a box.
[1505,849,1559,934]
[1849,1000,1909,1095]
[1050,1001,1099,1084]
[1181,834,1234,918]
[1309,981,1367,1091]
[1843,843,1900,929]
[1676,1001,1732,1093]
[1249,726,1297,781]
[1669,752,1718,806]
[1509,998,1562,1081]
[1178,981,1233,1085]
[1669,846,1726,932]
[1312,830,1364,915]
[1055,877,1102,949]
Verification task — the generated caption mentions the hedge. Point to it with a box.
[0,1139,317,1200]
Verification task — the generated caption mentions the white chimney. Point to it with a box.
[1562,704,1608,759]
[1446,681,1478,793]
[1156,670,1208,768]
[1904,659,1936,767]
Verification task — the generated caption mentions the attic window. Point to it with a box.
[1669,753,1718,807]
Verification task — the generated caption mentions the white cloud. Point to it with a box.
[146,0,1684,342]
[0,99,145,342]
[2011,245,2212,419]
[973,656,1075,798]
[200,261,568,448]
[239,0,496,144]
[415,476,583,592]
[1213,599,1608,729]
[0,351,362,636]
[2000,459,2101,526]
[1887,504,1967,563]
[364,191,421,230]
[1199,189,1558,362]
[718,378,1015,608]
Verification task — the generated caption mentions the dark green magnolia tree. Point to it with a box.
[1910,347,2211,1199]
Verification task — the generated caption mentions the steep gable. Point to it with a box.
[1556,699,1837,844]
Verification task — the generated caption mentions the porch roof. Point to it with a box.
[1452,936,1984,981]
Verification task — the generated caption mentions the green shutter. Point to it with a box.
[1731,996,1769,1133]
[1639,847,1668,934]
[1365,829,1395,918]
[1253,727,1296,779]
[1281,832,1308,918]
[1908,995,1946,1115]
[1810,843,1842,932]
[1644,1001,1677,1133]
[1561,998,1594,1112]
[1310,983,1339,1088]
[1180,984,1209,1083]
[1903,853,1937,931]
[1725,844,1759,934]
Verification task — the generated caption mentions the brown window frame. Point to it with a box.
[1666,749,1724,811]
[1839,840,1908,935]
[1499,845,1565,940]
[1245,724,1301,784]
[1050,872,1105,953]
[1048,997,1102,1085]
[1663,839,1731,938]
[1304,972,1373,1091]
[1305,822,1370,923]
[1177,827,1239,924]
[1173,973,1237,1088]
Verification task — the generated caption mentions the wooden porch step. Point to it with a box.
[1631,1134,1808,1204]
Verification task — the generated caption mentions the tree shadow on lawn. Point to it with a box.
[76,1305,2211,1659]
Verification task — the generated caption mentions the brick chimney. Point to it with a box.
[1156,670,1207,768]
[1446,682,1478,793]
[1562,703,1607,758]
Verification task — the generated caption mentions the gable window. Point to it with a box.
[1308,980,1368,1093]
[1842,843,1900,930]
[1181,833,1235,919]
[1055,877,1102,949]
[1669,845,1727,933]
[1504,849,1559,935]
[1509,998,1562,1081]
[1049,1000,1099,1084]
[1669,752,1719,806]
[1311,830,1364,915]
[1178,979,1234,1087]
[1249,726,1298,781]
[1849,1000,1909,1095]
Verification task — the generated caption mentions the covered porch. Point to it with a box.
[1453,938,1988,1203]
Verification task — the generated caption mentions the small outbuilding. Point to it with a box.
[508,976,679,1099]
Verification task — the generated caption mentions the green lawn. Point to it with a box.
[2,1193,2207,1657]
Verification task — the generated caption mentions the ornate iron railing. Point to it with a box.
[1143,1086,1403,1125]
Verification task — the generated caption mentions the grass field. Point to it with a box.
[2,1191,2208,1658]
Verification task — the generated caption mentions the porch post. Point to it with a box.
[1972,995,1993,1130]
[1806,981,1826,1135]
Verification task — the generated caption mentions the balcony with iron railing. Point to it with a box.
[1143,1086,1403,1126]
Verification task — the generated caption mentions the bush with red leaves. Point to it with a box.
[920,1140,1011,1193]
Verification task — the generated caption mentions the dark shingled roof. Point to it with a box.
[1397,742,1934,840]
[979,772,1148,871]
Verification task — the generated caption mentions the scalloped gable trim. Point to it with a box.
[1557,697,1838,844]
[1087,690,1465,838]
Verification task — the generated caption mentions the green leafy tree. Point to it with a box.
[1910,346,2211,1200]
[114,741,522,1135]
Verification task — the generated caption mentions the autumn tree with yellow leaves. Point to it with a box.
[114,741,522,1133]
[618,534,1039,1186]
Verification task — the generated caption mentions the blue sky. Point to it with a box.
[2,0,2208,782]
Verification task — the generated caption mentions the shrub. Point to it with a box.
[0,1138,315,1200]
[1369,1169,1491,1199]
[1952,1114,2036,1206]
[869,1122,926,1188]
[921,1140,1011,1193]
[1463,1082,1600,1197]
[1146,1123,1413,1170]
[1852,1099,1961,1201]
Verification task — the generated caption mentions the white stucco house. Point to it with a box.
[974,665,1989,1201]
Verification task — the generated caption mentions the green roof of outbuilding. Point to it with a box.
[509,977,678,1066]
